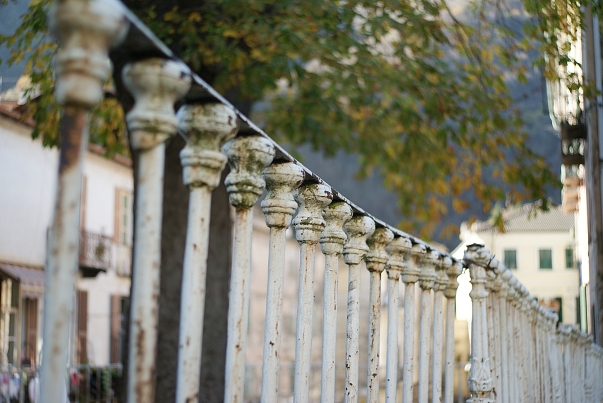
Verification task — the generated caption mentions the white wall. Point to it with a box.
[0,114,133,365]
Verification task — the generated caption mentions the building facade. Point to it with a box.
[0,102,132,367]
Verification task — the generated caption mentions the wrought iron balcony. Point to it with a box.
[79,231,112,278]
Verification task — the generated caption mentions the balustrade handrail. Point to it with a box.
[38,1,603,403]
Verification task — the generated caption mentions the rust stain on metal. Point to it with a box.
[59,106,87,174]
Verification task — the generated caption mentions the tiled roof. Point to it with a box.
[474,204,574,233]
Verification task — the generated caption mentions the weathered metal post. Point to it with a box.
[175,103,238,403]
[431,256,451,403]
[292,184,333,403]
[384,236,411,403]
[260,162,305,403]
[443,260,462,403]
[465,245,493,403]
[365,228,393,403]
[123,58,191,403]
[43,1,127,401]
[417,250,438,403]
[319,202,353,403]
[223,135,275,403]
[401,243,426,403]
[343,216,375,403]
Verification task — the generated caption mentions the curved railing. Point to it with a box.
[39,0,603,402]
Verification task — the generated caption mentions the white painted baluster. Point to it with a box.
[259,162,305,403]
[401,244,426,403]
[43,2,127,402]
[431,256,451,403]
[546,312,562,403]
[384,237,411,403]
[365,228,394,403]
[508,279,521,403]
[417,250,438,403]
[343,216,375,403]
[464,245,493,403]
[443,260,462,403]
[560,325,571,403]
[497,269,511,403]
[223,136,275,403]
[292,184,333,403]
[491,274,502,403]
[319,202,353,403]
[175,103,238,403]
[543,309,554,403]
[484,272,498,403]
[123,58,191,403]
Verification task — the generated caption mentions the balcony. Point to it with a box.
[78,231,112,278]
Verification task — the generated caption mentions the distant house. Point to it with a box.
[0,102,132,367]
[452,204,580,326]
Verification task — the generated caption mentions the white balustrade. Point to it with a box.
[46,5,603,403]
[223,135,275,403]
[418,250,438,403]
[401,243,426,403]
[365,228,394,403]
[42,1,127,402]
[343,216,375,403]
[123,58,191,403]
[319,202,353,403]
[293,184,333,403]
[176,103,238,403]
[260,162,305,403]
[384,236,411,403]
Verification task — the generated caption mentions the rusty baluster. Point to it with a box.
[343,216,375,403]
[417,249,438,403]
[292,184,333,403]
[401,243,425,403]
[443,260,462,403]
[43,2,127,402]
[222,135,275,403]
[365,228,393,403]
[260,162,305,403]
[319,202,353,403]
[465,245,493,403]
[431,256,450,403]
[175,103,238,403]
[384,236,411,403]
[123,58,191,403]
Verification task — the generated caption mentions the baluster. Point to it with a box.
[319,202,353,403]
[521,293,533,403]
[223,135,275,403]
[464,245,493,403]
[175,103,237,403]
[292,184,333,403]
[417,249,438,403]
[560,325,571,403]
[431,256,450,403]
[546,312,562,403]
[484,271,498,403]
[384,236,412,403]
[545,309,555,403]
[401,243,426,403]
[504,278,516,403]
[43,2,127,402]
[123,58,191,403]
[365,228,394,403]
[260,162,305,403]
[579,333,589,403]
[496,267,511,403]
[343,216,375,403]
[443,260,462,403]
[510,280,522,403]
[538,307,549,403]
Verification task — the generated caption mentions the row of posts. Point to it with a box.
[41,0,603,402]
[464,245,603,403]
[44,0,465,402]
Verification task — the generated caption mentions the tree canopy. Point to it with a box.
[0,0,585,238]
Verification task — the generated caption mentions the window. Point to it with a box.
[503,249,517,269]
[539,249,553,269]
[566,248,574,269]
[115,189,133,246]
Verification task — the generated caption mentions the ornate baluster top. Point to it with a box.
[366,228,394,273]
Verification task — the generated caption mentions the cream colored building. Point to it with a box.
[453,204,580,326]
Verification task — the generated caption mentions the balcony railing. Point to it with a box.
[38,1,603,403]
[79,231,112,277]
